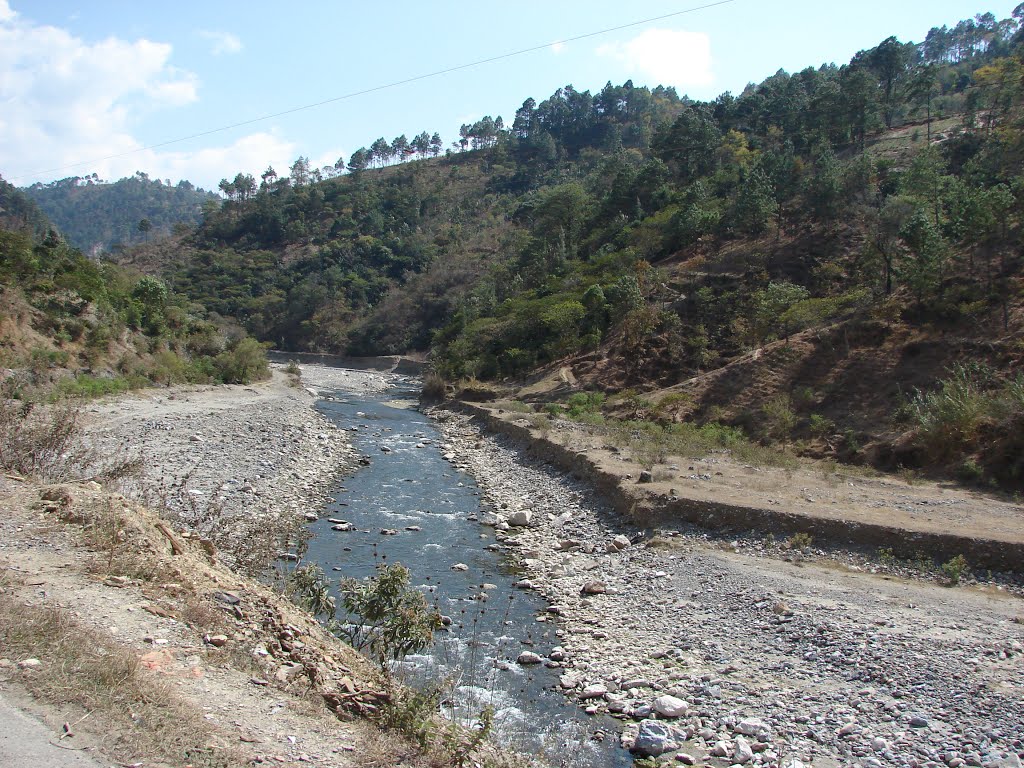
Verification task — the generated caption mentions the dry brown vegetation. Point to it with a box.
[0,572,248,768]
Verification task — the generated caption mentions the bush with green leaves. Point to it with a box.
[940,554,969,585]
[338,563,442,668]
[907,363,1022,463]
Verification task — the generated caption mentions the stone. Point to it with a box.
[710,740,733,758]
[676,753,697,765]
[559,673,581,689]
[580,683,608,700]
[17,658,42,669]
[622,678,654,690]
[631,720,681,757]
[517,651,543,665]
[204,634,229,647]
[653,694,689,718]
[909,715,929,728]
[451,563,469,571]
[982,754,1023,768]
[507,510,532,526]
[735,718,772,739]
[638,470,654,483]
[734,736,754,765]
[581,581,607,595]
[607,534,632,552]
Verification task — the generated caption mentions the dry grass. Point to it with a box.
[0,573,248,768]
[0,378,143,484]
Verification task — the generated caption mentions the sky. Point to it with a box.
[2,0,1020,190]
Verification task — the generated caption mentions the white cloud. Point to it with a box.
[596,28,714,90]
[550,41,567,55]
[198,29,243,56]
[0,8,209,185]
[134,132,297,190]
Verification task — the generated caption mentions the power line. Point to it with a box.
[11,0,737,183]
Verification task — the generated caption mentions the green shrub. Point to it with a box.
[940,554,968,585]
[212,337,269,384]
[565,391,605,418]
[51,374,132,400]
[787,532,814,550]
[760,395,798,443]
[809,413,835,437]
[338,563,442,667]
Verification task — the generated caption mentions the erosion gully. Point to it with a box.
[303,372,630,767]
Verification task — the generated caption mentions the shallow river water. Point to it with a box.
[305,376,631,767]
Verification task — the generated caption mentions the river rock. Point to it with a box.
[607,534,632,552]
[517,651,543,665]
[734,736,754,765]
[982,754,1022,768]
[653,694,689,718]
[735,718,772,739]
[581,580,607,595]
[451,563,469,571]
[631,719,681,757]
[710,740,733,758]
[508,510,532,526]
[580,683,608,699]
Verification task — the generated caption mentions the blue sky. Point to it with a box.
[2,0,1019,189]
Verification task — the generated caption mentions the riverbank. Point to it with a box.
[0,363,418,768]
[83,365,391,568]
[431,406,1024,768]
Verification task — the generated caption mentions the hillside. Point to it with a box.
[120,8,1024,489]
[0,178,270,399]
[23,173,217,256]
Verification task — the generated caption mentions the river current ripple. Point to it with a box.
[304,378,630,767]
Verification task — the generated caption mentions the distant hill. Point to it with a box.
[0,175,51,238]
[23,172,218,255]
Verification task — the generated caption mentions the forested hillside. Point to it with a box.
[132,8,1024,488]
[23,172,217,256]
[0,176,267,397]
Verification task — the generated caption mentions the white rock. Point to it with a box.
[579,683,608,700]
[735,718,772,738]
[710,740,733,758]
[734,736,754,765]
[507,510,532,526]
[451,563,469,571]
[517,651,543,665]
[653,694,689,718]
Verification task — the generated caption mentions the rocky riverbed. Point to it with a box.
[85,365,391,566]
[430,408,1024,768]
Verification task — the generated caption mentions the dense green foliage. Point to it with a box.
[159,8,1024,386]
[0,175,51,237]
[0,182,267,392]
[23,172,217,255]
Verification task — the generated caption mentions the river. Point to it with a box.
[303,374,631,767]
